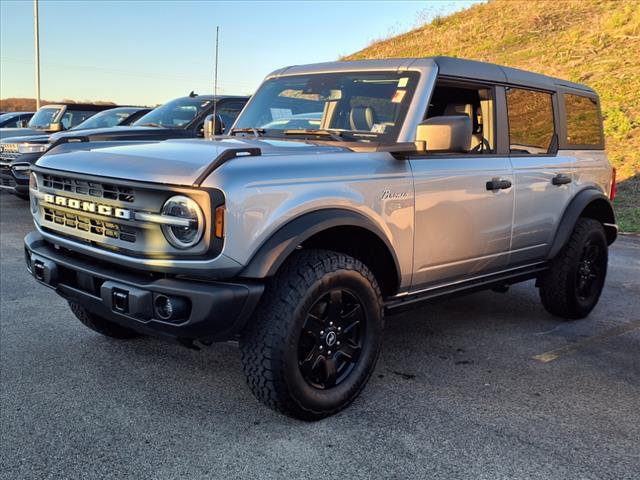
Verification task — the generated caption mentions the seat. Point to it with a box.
[349,106,376,131]
[444,103,487,152]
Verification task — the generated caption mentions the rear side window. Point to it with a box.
[564,94,602,146]
[506,88,555,154]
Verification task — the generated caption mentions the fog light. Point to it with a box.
[153,294,188,321]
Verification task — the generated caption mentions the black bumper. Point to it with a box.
[0,164,29,195]
[24,232,264,343]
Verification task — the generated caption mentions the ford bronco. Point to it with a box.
[24,57,617,420]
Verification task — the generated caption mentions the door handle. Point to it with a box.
[486,178,512,191]
[552,174,572,186]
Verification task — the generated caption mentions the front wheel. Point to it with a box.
[240,250,383,420]
[538,218,608,319]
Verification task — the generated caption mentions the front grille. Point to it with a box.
[43,206,137,243]
[0,143,20,162]
[0,152,21,162]
[42,174,135,203]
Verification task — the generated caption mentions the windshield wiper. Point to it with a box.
[229,127,265,137]
[282,129,344,142]
[137,122,164,128]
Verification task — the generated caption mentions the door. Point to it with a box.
[410,81,514,289]
[505,87,575,264]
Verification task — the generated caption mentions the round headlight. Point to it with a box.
[160,195,205,249]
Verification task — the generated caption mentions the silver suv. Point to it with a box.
[24,57,618,420]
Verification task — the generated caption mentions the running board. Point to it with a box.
[384,262,549,313]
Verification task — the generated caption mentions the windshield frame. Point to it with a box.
[28,107,64,129]
[232,70,421,144]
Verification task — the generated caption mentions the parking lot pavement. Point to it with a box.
[1,190,639,480]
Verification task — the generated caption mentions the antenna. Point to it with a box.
[213,26,219,135]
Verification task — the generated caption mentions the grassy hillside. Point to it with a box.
[346,0,640,232]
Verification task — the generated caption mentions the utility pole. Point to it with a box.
[34,0,41,110]
[213,26,219,119]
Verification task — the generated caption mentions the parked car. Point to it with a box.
[0,107,151,197]
[0,112,34,128]
[24,57,617,420]
[0,103,119,140]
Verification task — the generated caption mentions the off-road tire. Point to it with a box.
[69,301,142,339]
[240,249,383,420]
[538,218,608,319]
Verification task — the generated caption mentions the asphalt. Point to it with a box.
[1,191,639,480]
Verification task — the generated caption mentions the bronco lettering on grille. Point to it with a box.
[42,193,131,220]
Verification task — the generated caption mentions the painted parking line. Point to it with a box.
[533,319,640,363]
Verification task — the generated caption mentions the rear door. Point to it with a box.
[506,87,575,264]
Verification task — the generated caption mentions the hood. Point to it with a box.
[35,137,348,186]
[48,125,189,143]
[0,128,44,140]
[0,134,50,145]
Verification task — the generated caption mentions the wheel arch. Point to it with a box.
[547,188,617,260]
[240,209,401,297]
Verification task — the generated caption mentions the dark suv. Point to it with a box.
[0,107,149,197]
[0,103,118,140]
[1,95,247,198]
[0,112,34,128]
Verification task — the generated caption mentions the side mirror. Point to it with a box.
[48,122,64,133]
[203,114,225,140]
[416,115,472,153]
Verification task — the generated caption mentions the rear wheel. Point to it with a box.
[538,218,608,319]
[240,250,383,420]
[69,301,142,339]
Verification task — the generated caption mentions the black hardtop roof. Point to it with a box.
[432,56,595,95]
[41,103,121,111]
[169,94,250,102]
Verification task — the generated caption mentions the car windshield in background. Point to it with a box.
[0,113,18,123]
[28,107,62,129]
[60,110,100,129]
[233,71,420,143]
[72,108,139,130]
[133,98,212,128]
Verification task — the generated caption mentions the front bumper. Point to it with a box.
[0,164,29,194]
[0,152,40,195]
[24,231,264,343]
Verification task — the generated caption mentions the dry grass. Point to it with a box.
[345,0,640,231]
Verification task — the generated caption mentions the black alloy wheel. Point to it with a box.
[298,289,365,389]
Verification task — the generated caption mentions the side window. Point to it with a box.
[564,94,602,146]
[506,88,555,154]
[425,82,495,154]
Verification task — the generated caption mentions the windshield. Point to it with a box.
[133,97,212,128]
[233,71,420,142]
[28,107,62,129]
[0,113,17,122]
[71,108,139,130]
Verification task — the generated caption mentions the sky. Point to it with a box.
[0,0,480,106]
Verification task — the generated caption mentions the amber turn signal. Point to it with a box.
[215,205,225,238]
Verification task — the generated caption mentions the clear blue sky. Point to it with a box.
[0,0,480,106]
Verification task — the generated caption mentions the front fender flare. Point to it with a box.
[239,208,401,283]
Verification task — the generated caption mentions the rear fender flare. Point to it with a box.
[547,188,617,260]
